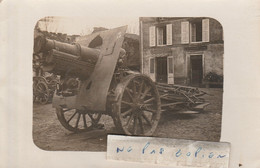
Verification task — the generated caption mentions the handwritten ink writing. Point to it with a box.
[176,149,182,157]
[195,147,202,157]
[142,142,150,154]
[159,148,164,154]
[208,152,214,158]
[150,150,156,154]
[115,142,227,159]
[127,146,132,152]
[116,147,124,153]
[217,155,226,158]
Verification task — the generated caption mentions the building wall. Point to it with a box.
[204,44,224,76]
[171,47,186,84]
[209,19,223,43]
[140,17,224,86]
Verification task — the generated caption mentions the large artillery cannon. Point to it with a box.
[34,26,208,136]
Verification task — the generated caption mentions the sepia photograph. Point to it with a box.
[32,16,224,151]
[2,0,260,167]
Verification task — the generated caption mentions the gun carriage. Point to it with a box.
[33,26,208,136]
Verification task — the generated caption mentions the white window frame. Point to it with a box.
[156,26,167,46]
[190,19,210,43]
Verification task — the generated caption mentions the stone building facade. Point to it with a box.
[140,17,224,87]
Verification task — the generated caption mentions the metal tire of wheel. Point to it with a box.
[113,74,161,136]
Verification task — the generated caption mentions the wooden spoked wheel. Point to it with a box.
[35,81,50,104]
[56,108,102,133]
[113,74,161,136]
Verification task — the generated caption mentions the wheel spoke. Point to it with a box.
[125,87,134,101]
[144,97,155,104]
[88,114,97,124]
[138,80,144,96]
[121,108,133,118]
[67,111,77,123]
[125,113,134,127]
[75,113,81,128]
[132,80,137,95]
[133,116,138,134]
[138,116,144,134]
[83,114,87,128]
[88,114,94,121]
[62,109,71,113]
[88,113,101,125]
[121,101,134,106]
[38,89,44,94]
[142,113,152,126]
[141,86,152,99]
[144,108,156,114]
[43,94,48,100]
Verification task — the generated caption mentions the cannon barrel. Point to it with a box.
[34,36,100,64]
[34,35,126,79]
[42,49,96,79]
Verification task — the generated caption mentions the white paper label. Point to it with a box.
[107,135,230,168]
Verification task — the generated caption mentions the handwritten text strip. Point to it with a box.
[107,135,230,168]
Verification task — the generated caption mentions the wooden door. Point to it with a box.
[190,55,203,86]
[156,57,167,83]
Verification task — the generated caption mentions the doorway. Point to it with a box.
[190,55,203,86]
[156,57,167,83]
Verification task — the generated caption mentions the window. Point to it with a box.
[150,58,155,73]
[190,20,203,42]
[181,19,209,43]
[149,24,172,46]
[157,26,167,45]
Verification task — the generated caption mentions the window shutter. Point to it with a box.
[166,24,172,45]
[181,22,189,44]
[149,26,156,47]
[202,19,209,42]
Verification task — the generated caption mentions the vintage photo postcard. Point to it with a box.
[32,16,224,151]
[1,0,260,168]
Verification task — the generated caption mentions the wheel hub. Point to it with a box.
[77,109,87,114]
[131,97,144,116]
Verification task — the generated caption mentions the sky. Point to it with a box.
[37,16,139,36]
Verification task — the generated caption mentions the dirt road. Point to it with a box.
[33,88,222,151]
